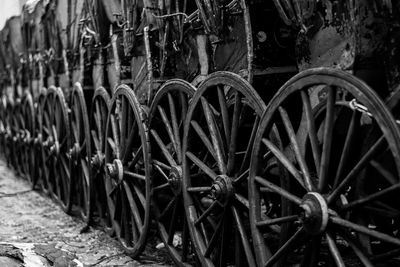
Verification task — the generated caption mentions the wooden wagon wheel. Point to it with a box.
[0,96,7,158]
[182,71,266,266]
[104,85,151,257]
[148,79,197,266]
[41,87,72,212]
[4,100,14,168]
[69,83,92,223]
[249,68,400,266]
[90,87,111,228]
[20,92,36,187]
[35,89,48,192]
[12,101,23,173]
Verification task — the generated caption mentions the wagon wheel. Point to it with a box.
[0,96,7,158]
[90,87,111,227]
[20,92,36,187]
[104,85,151,257]
[148,79,197,265]
[249,68,400,267]
[182,71,266,266]
[70,83,92,223]
[4,100,14,168]
[11,101,23,173]
[35,89,48,192]
[41,87,72,212]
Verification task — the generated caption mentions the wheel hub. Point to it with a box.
[168,165,182,194]
[49,140,60,156]
[106,159,124,182]
[300,192,329,235]
[70,143,80,162]
[211,175,234,205]
[91,152,105,170]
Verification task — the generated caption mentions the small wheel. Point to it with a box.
[41,86,72,212]
[104,85,151,257]
[4,100,14,168]
[11,101,23,173]
[249,68,400,266]
[35,89,48,192]
[148,79,197,265]
[70,83,92,223]
[182,71,265,266]
[0,96,7,158]
[20,92,36,187]
[90,87,111,228]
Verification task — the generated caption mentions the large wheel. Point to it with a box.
[90,87,111,227]
[104,85,151,257]
[249,68,400,266]
[148,79,197,266]
[41,86,72,212]
[35,89,48,192]
[182,71,266,266]
[69,83,92,223]
[20,92,36,187]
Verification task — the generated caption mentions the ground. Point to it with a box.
[0,160,172,266]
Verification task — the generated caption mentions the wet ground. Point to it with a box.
[0,160,172,266]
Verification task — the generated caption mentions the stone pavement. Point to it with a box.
[0,160,172,266]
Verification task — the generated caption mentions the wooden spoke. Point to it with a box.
[127,145,143,170]
[190,120,218,162]
[333,110,358,188]
[195,200,219,226]
[255,176,302,205]
[186,151,217,180]
[231,206,256,266]
[150,129,176,166]
[330,216,400,246]
[167,92,182,162]
[301,90,321,172]
[318,87,335,192]
[264,227,307,267]
[157,105,178,154]
[201,97,227,174]
[337,229,374,267]
[218,86,230,144]
[279,106,313,191]
[227,92,242,174]
[340,183,400,211]
[124,170,146,181]
[261,138,305,188]
[328,136,386,204]
[204,212,225,258]
[123,181,143,231]
[326,232,345,267]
